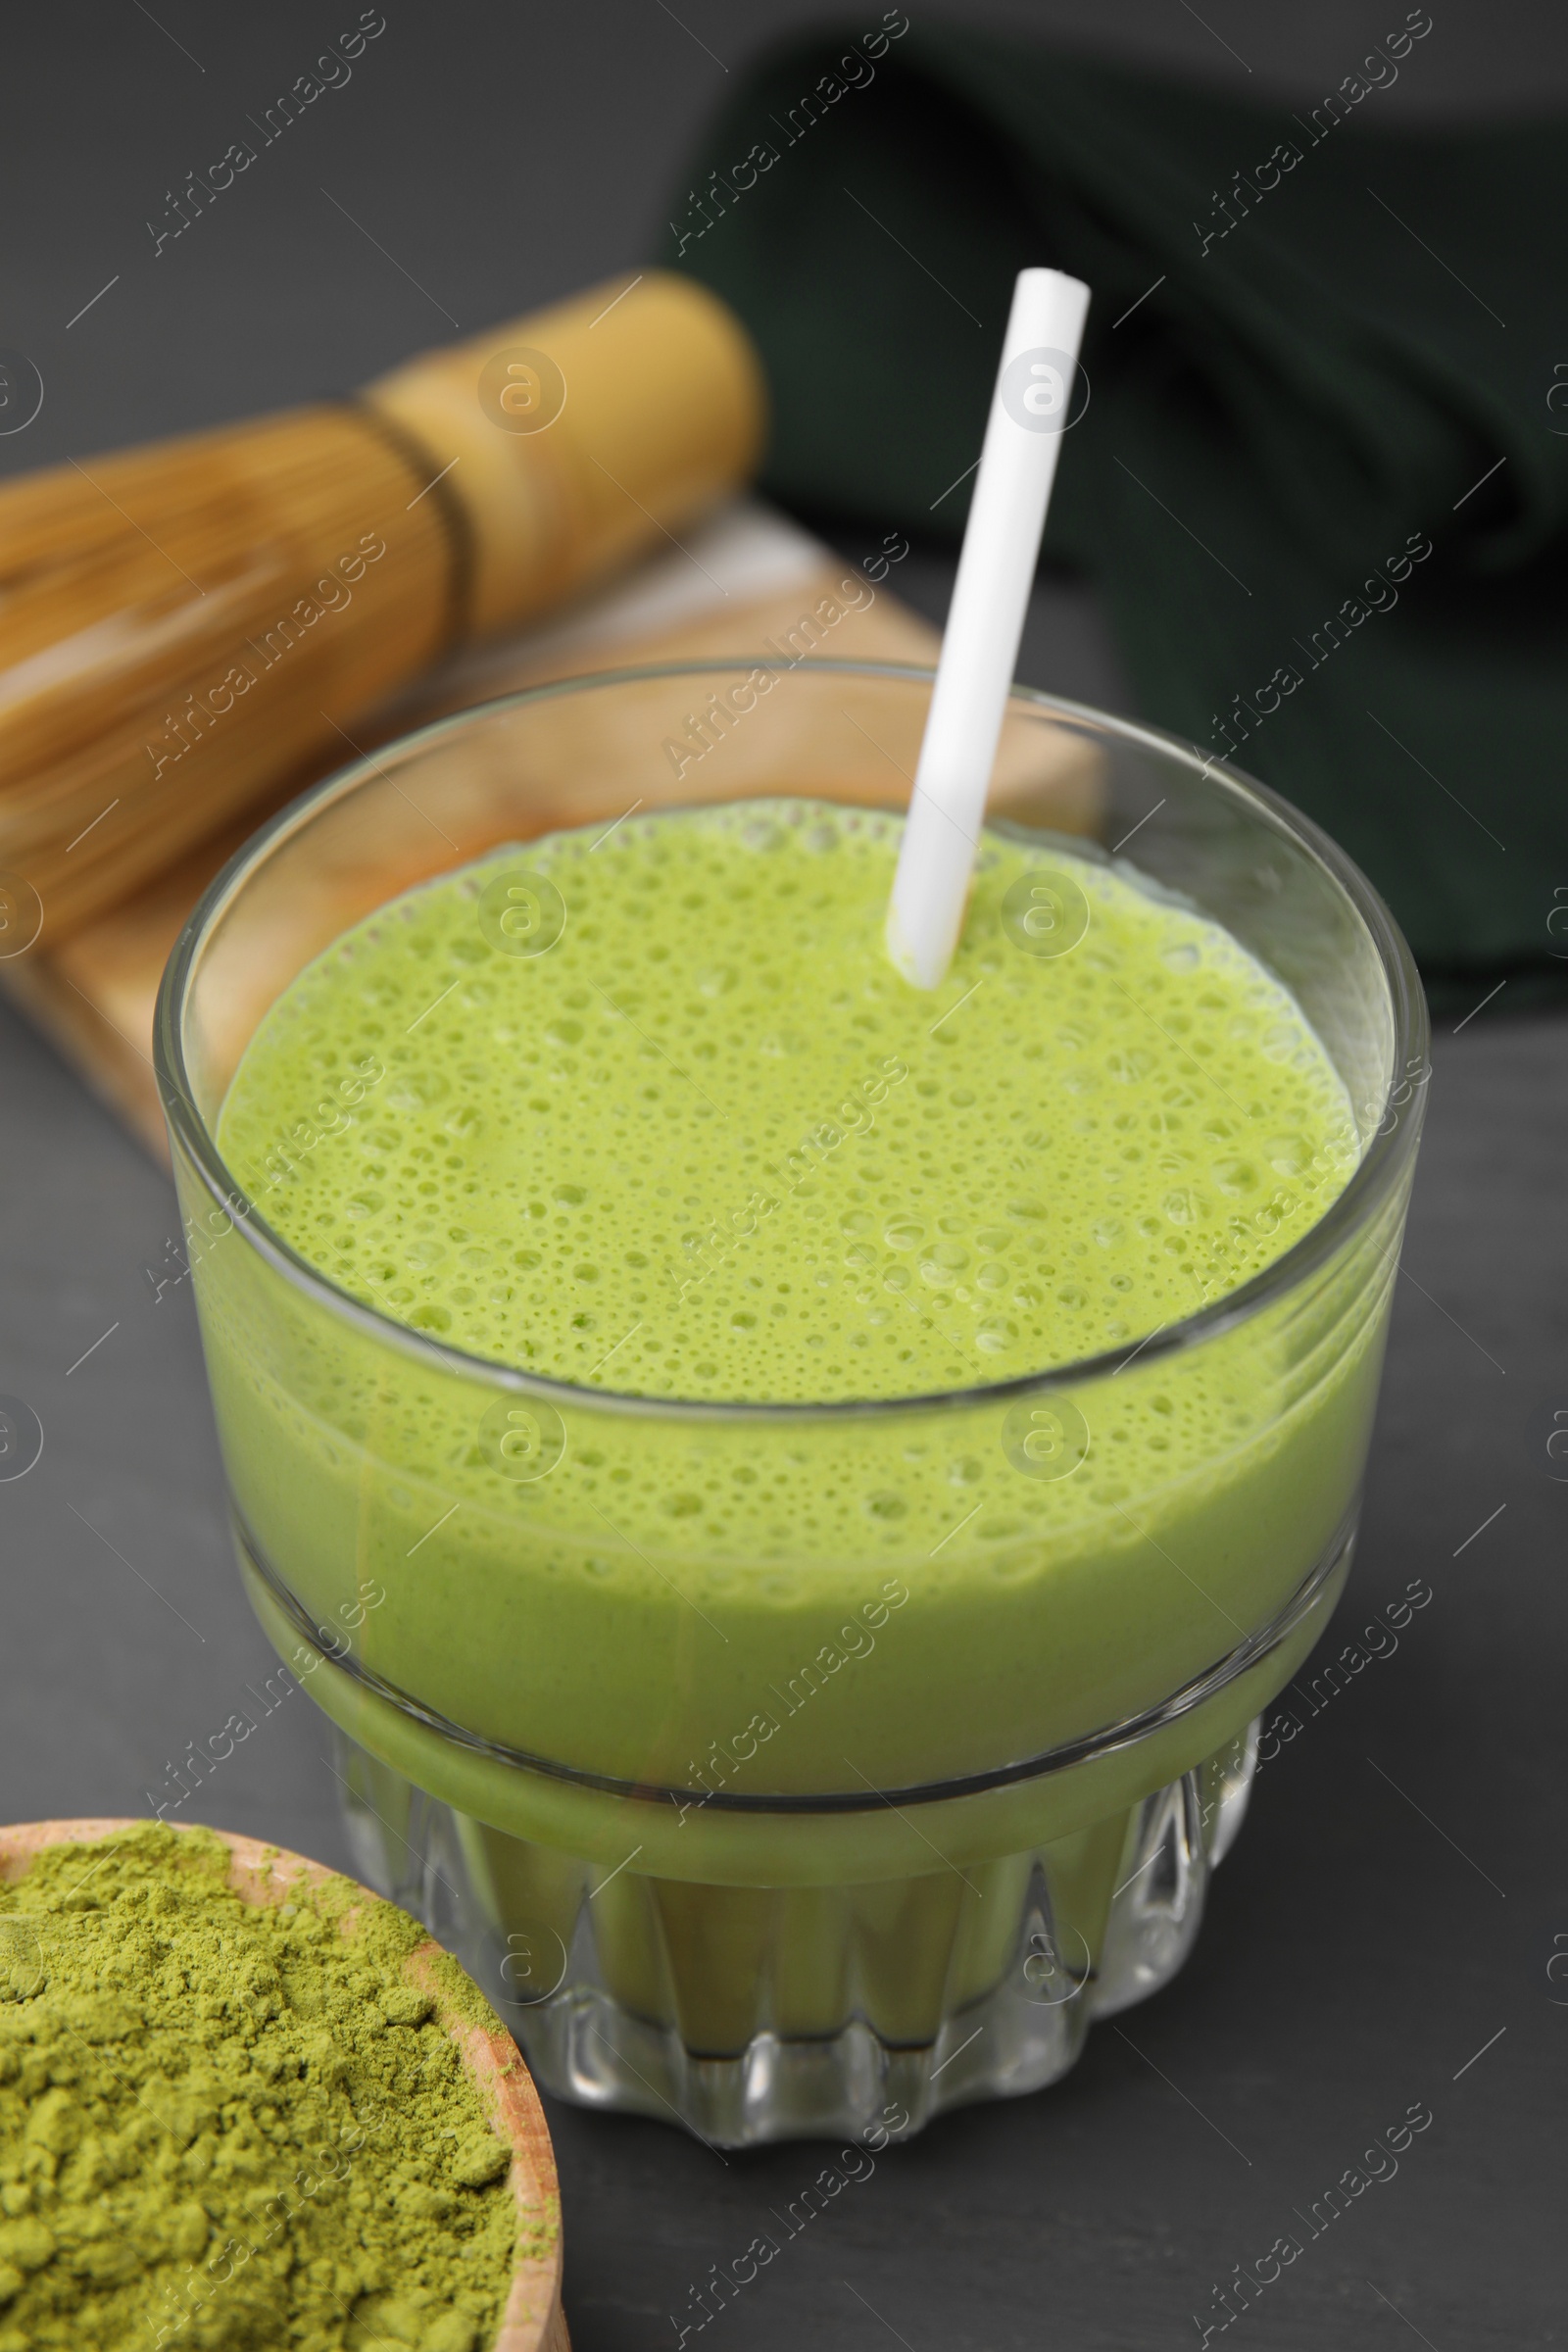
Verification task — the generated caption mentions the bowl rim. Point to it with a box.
[154,658,1429,1425]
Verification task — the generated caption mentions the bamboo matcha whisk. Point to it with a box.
[0,272,763,942]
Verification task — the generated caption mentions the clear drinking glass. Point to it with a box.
[155,663,1427,2145]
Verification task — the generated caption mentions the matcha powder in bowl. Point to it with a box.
[0,1820,564,2352]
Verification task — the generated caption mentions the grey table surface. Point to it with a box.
[3,5,1564,2346]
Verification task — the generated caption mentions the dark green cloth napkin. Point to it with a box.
[667,15,1568,992]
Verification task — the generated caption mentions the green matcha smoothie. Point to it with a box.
[193,789,1388,1849]
[157,633,1427,2137]
[218,799,1354,1402]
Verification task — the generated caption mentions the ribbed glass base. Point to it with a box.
[333,1723,1257,2145]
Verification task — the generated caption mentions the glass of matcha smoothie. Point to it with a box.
[156,662,1427,2145]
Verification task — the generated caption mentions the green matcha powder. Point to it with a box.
[0,1825,525,2351]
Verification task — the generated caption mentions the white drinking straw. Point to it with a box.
[886,267,1091,990]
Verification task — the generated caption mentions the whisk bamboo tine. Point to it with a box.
[0,272,762,940]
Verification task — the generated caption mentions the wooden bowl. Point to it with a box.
[0,1818,567,2352]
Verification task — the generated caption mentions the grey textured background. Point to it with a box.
[3,5,1565,2347]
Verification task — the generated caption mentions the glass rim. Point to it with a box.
[154,658,1429,1426]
